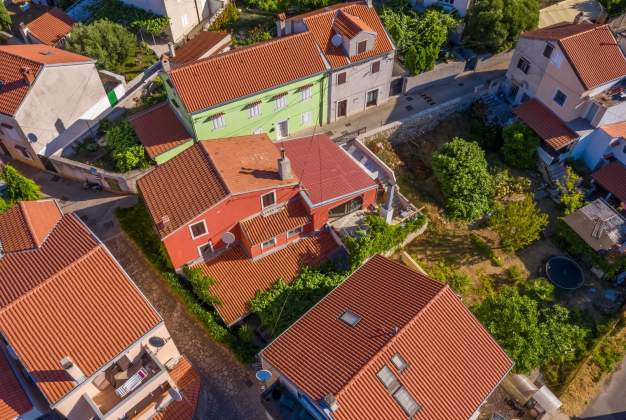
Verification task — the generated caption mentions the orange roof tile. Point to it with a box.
[172,31,230,65]
[297,2,394,68]
[194,232,340,326]
[334,10,375,39]
[138,143,229,237]
[601,121,626,138]
[169,32,327,113]
[200,135,297,194]
[26,8,74,46]
[261,255,513,420]
[0,350,32,419]
[154,356,200,420]
[592,161,626,203]
[129,102,192,159]
[0,45,91,116]
[19,199,62,247]
[240,198,311,244]
[513,99,578,150]
[522,23,626,89]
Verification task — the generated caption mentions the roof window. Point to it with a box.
[393,386,421,417]
[376,366,400,392]
[339,309,361,327]
[391,353,409,372]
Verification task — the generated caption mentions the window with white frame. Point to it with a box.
[287,226,303,238]
[261,237,277,250]
[391,353,409,373]
[198,241,213,256]
[211,114,225,130]
[261,191,276,209]
[301,86,312,101]
[249,102,261,118]
[301,111,311,125]
[189,221,208,239]
[275,95,288,109]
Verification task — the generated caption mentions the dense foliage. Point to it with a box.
[103,120,152,172]
[183,266,222,306]
[65,20,136,73]
[234,26,272,46]
[472,286,588,373]
[501,122,540,169]
[559,166,584,215]
[490,195,548,252]
[469,101,503,151]
[245,0,332,13]
[208,2,240,30]
[344,213,426,269]
[430,260,472,295]
[599,0,626,15]
[464,0,539,52]
[0,165,42,211]
[381,8,457,75]
[432,137,495,220]
[89,0,170,35]
[0,2,11,32]
[493,168,531,200]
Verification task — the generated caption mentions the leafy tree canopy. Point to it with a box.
[89,0,170,34]
[1,165,42,206]
[464,0,539,53]
[501,122,540,169]
[65,20,137,73]
[432,137,495,220]
[0,2,11,32]
[599,0,626,16]
[104,120,152,172]
[559,166,585,215]
[490,195,548,252]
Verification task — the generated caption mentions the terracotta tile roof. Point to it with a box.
[129,102,192,159]
[261,255,513,420]
[26,8,74,46]
[601,121,626,138]
[334,10,375,39]
[0,45,91,116]
[279,134,377,205]
[200,135,297,194]
[513,99,578,150]
[297,2,394,68]
[193,231,339,326]
[0,350,32,419]
[592,161,626,202]
[172,31,230,65]
[0,210,162,404]
[240,198,311,244]
[168,32,327,113]
[522,23,626,89]
[0,204,38,253]
[138,143,229,237]
[154,357,200,420]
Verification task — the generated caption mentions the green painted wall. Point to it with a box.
[154,138,195,164]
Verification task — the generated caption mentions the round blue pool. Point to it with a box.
[546,256,584,290]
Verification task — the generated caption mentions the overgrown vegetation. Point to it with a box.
[599,0,626,16]
[88,0,170,36]
[430,260,472,295]
[0,2,11,32]
[493,168,531,200]
[0,165,42,213]
[501,122,540,170]
[469,101,503,151]
[490,195,548,252]
[101,120,153,172]
[233,26,272,45]
[244,0,334,13]
[559,166,585,215]
[208,2,240,30]
[470,233,503,266]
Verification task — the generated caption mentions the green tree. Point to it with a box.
[559,166,584,215]
[1,165,42,204]
[490,195,548,252]
[0,2,11,32]
[472,286,587,373]
[65,20,136,73]
[465,0,539,53]
[501,122,540,169]
[104,120,152,172]
[432,138,495,220]
[523,277,554,301]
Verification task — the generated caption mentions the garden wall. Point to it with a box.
[403,60,467,93]
[473,50,514,72]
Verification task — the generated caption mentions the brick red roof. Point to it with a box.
[0,201,60,253]
[173,31,230,65]
[601,121,626,138]
[26,8,74,46]
[193,232,339,326]
[0,350,32,419]
[513,99,578,150]
[129,102,192,159]
[240,198,311,245]
[138,143,229,237]
[154,357,200,420]
[296,2,394,68]
[0,45,91,116]
[592,161,626,203]
[279,134,377,205]
[522,23,626,89]
[168,32,327,113]
[261,255,513,419]
[0,209,162,403]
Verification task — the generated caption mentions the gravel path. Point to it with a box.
[105,233,267,420]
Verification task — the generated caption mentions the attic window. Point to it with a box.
[391,353,409,372]
[357,40,367,54]
[339,309,361,327]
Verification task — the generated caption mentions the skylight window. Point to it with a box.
[393,386,421,417]
[339,310,361,327]
[376,366,400,393]
[391,353,409,373]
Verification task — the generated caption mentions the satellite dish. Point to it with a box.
[256,369,272,382]
[169,388,183,401]
[222,231,236,245]
[149,336,165,348]
[331,33,343,48]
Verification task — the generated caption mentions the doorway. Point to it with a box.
[337,99,348,118]
[276,120,289,139]
[329,196,363,218]
[366,89,379,107]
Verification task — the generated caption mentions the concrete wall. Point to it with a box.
[403,60,466,93]
[162,0,205,42]
[0,114,44,169]
[48,155,142,193]
[328,53,394,123]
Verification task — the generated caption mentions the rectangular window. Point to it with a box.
[376,366,400,393]
[357,40,367,54]
[261,191,276,209]
[553,89,567,106]
[301,111,311,125]
[391,353,409,372]
[261,237,277,250]
[287,226,303,238]
[337,72,347,85]
[249,102,261,118]
[393,387,421,417]
[371,60,380,74]
[275,95,287,109]
[517,57,530,74]
[198,241,213,256]
[189,221,208,239]
[301,86,312,101]
[211,114,225,130]
[543,44,554,58]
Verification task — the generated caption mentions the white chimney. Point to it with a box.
[160,54,171,72]
[324,394,339,412]
[167,42,176,57]
[60,356,86,384]
[278,147,292,180]
[19,23,30,43]
[366,0,373,7]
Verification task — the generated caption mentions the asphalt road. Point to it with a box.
[582,357,626,420]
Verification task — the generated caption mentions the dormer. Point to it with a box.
[332,10,377,57]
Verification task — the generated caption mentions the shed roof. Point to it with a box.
[25,8,74,46]
[129,102,192,159]
[592,161,626,203]
[513,99,579,150]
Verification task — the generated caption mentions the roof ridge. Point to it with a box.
[561,23,605,40]
[0,48,40,68]
[18,199,61,248]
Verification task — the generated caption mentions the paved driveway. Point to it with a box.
[581,357,626,420]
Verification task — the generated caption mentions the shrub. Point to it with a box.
[0,2,11,32]
[493,168,531,200]
[209,2,239,30]
[559,167,584,215]
[432,138,495,220]
[506,265,526,284]
[470,233,503,267]
[470,101,503,151]
[523,277,554,301]
[89,0,170,35]
[430,261,472,295]
[490,195,548,252]
[1,165,42,204]
[182,266,222,306]
[501,122,541,170]
[234,26,272,46]
[104,120,152,172]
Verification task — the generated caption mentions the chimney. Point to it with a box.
[167,42,176,58]
[160,53,171,72]
[60,356,86,384]
[324,394,339,412]
[278,147,292,180]
[573,12,584,24]
[160,215,171,230]
[277,13,286,36]
[366,0,373,7]
[20,67,35,85]
[18,22,30,43]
